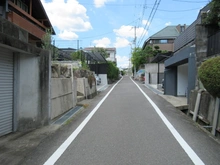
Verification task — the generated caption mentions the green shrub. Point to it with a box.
[198,56,220,98]
[107,61,119,80]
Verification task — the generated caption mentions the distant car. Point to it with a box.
[95,76,101,85]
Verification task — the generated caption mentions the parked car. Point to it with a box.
[95,76,101,85]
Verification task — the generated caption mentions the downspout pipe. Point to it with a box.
[193,89,205,121]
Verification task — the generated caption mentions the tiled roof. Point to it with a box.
[150,26,180,39]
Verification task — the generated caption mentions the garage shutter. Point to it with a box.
[0,48,13,136]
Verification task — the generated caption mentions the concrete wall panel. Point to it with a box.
[16,54,41,130]
[51,78,74,119]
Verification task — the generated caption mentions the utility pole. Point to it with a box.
[134,26,136,48]
[134,26,137,78]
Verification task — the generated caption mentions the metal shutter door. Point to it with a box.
[0,48,13,136]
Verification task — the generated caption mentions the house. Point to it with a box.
[142,25,187,52]
[163,5,210,99]
[84,47,117,63]
[142,25,185,86]
[163,3,220,137]
[0,0,54,136]
[57,48,77,61]
[0,0,55,46]
[105,47,117,63]
[83,47,109,86]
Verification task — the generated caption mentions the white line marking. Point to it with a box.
[131,78,205,165]
[44,78,123,165]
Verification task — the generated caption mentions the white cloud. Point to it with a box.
[142,19,150,26]
[113,25,148,38]
[93,0,115,8]
[114,37,130,48]
[58,30,78,40]
[113,25,135,38]
[41,0,92,40]
[165,22,172,26]
[116,55,130,68]
[93,37,111,47]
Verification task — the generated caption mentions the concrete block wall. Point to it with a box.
[145,63,164,84]
[77,78,97,99]
[51,78,76,119]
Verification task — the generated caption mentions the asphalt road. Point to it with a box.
[21,76,220,165]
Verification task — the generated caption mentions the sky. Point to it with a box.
[40,0,210,68]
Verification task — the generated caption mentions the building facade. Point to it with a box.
[0,0,55,46]
[164,5,210,99]
[143,25,186,85]
[0,0,54,136]
[142,25,187,52]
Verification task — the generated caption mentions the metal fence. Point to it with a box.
[207,30,220,57]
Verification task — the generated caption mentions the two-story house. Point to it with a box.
[0,0,55,46]
[0,0,54,136]
[164,5,210,99]
[142,25,186,85]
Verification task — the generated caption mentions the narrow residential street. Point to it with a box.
[21,76,220,165]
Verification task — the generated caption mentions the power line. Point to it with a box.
[137,0,162,47]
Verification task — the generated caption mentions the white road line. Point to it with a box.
[131,78,205,165]
[44,78,123,165]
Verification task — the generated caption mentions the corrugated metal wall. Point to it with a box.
[0,48,13,136]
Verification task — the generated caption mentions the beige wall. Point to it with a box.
[153,43,174,52]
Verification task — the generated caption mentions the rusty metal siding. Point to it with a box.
[0,48,13,136]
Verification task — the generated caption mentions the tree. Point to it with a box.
[198,56,220,98]
[107,61,119,80]
[41,28,58,60]
[92,47,109,59]
[131,46,160,70]
[198,56,220,135]
[71,51,81,61]
[202,0,220,28]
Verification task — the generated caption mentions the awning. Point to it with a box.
[84,51,107,63]
[164,47,195,68]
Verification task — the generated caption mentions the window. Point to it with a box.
[153,39,168,44]
[160,40,168,44]
[16,0,28,13]
[180,26,185,32]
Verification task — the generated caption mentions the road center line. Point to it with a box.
[131,78,205,165]
[44,78,123,165]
